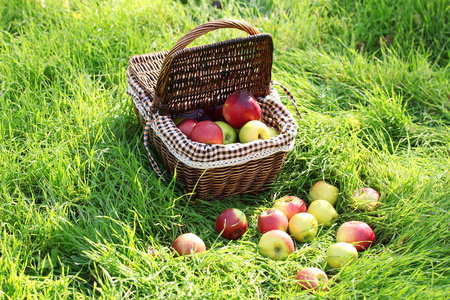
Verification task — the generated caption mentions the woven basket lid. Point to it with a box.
[151,19,273,115]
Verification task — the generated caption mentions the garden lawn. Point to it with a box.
[1,0,449,299]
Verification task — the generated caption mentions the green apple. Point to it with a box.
[309,180,339,206]
[258,229,295,261]
[268,127,279,138]
[326,242,358,268]
[173,117,186,125]
[239,120,270,143]
[307,200,338,228]
[288,212,318,243]
[215,121,237,144]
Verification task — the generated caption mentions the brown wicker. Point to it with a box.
[128,19,295,200]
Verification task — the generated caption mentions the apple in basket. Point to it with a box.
[205,105,226,122]
[223,90,262,129]
[172,233,206,256]
[268,127,279,138]
[215,121,237,144]
[239,120,270,143]
[191,121,223,144]
[176,118,198,139]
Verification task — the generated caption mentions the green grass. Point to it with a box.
[1,0,449,298]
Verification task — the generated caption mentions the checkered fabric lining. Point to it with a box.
[127,70,298,180]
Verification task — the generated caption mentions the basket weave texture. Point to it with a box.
[127,19,298,199]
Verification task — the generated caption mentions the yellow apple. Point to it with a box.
[268,127,279,138]
[326,242,358,268]
[307,200,338,228]
[239,120,270,143]
[288,212,318,243]
[258,230,295,261]
[309,180,339,206]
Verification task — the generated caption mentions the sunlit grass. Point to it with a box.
[1,0,449,299]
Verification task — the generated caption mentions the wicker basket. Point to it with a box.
[127,19,298,199]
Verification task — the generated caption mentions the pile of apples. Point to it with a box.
[171,181,381,293]
[173,90,279,144]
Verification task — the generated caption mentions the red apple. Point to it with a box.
[272,196,307,220]
[257,208,289,234]
[352,187,380,211]
[172,233,206,256]
[258,229,295,261]
[222,90,261,129]
[190,121,223,144]
[215,208,248,240]
[212,105,226,122]
[336,221,375,252]
[295,267,329,292]
[176,118,198,139]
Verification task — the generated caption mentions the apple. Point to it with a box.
[272,196,308,220]
[212,105,226,122]
[176,118,198,139]
[223,90,261,129]
[257,208,289,234]
[295,267,329,292]
[288,212,318,243]
[190,121,223,144]
[173,117,186,125]
[307,200,339,228]
[309,180,339,206]
[326,242,358,268]
[268,127,279,138]
[239,120,270,143]
[352,187,380,211]
[347,116,361,130]
[215,208,248,240]
[215,121,237,144]
[336,221,375,252]
[258,229,295,261]
[172,233,206,256]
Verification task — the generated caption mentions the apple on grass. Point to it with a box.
[272,196,308,220]
[258,229,295,261]
[215,121,237,144]
[190,121,223,144]
[215,208,248,240]
[239,120,270,143]
[336,221,375,252]
[307,200,339,228]
[352,187,380,211]
[257,208,289,234]
[326,242,358,268]
[223,90,261,129]
[309,180,340,206]
[288,213,318,243]
[172,233,206,256]
[295,267,329,292]
[176,118,198,139]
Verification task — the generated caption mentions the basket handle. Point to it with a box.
[154,19,260,108]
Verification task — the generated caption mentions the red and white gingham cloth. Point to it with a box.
[127,70,298,181]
